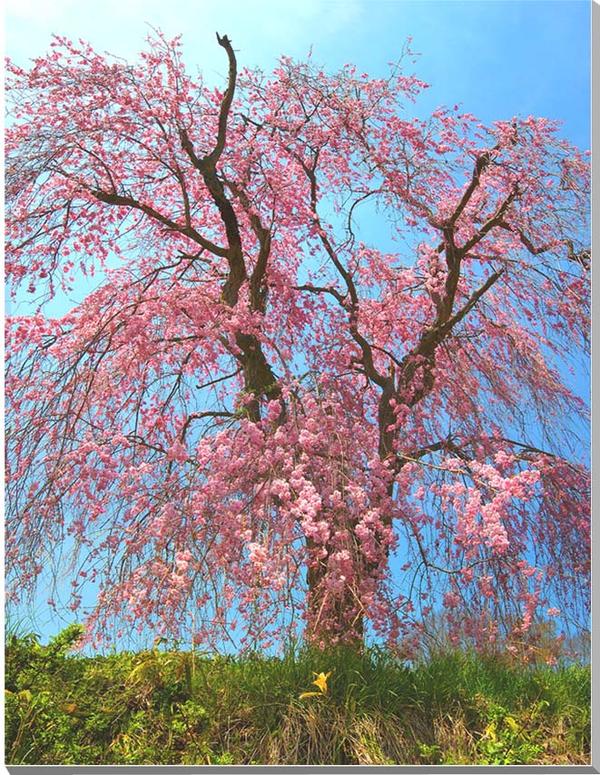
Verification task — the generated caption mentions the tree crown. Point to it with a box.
[5,32,590,654]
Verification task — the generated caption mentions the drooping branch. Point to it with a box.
[293,284,346,305]
[497,222,591,271]
[91,189,228,257]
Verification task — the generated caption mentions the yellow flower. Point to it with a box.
[299,670,332,700]
[312,671,331,693]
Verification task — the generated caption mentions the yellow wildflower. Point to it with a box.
[299,670,332,699]
[312,671,331,693]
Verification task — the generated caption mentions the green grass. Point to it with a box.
[4,625,590,765]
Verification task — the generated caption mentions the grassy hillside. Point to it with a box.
[4,625,590,765]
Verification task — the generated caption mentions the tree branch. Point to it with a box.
[91,189,228,257]
[205,34,237,169]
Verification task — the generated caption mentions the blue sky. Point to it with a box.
[4,0,591,644]
[6,0,590,147]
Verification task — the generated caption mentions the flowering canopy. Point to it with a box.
[5,32,590,653]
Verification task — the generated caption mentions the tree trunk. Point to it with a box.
[305,536,365,647]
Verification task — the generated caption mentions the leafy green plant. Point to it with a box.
[475,702,542,764]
